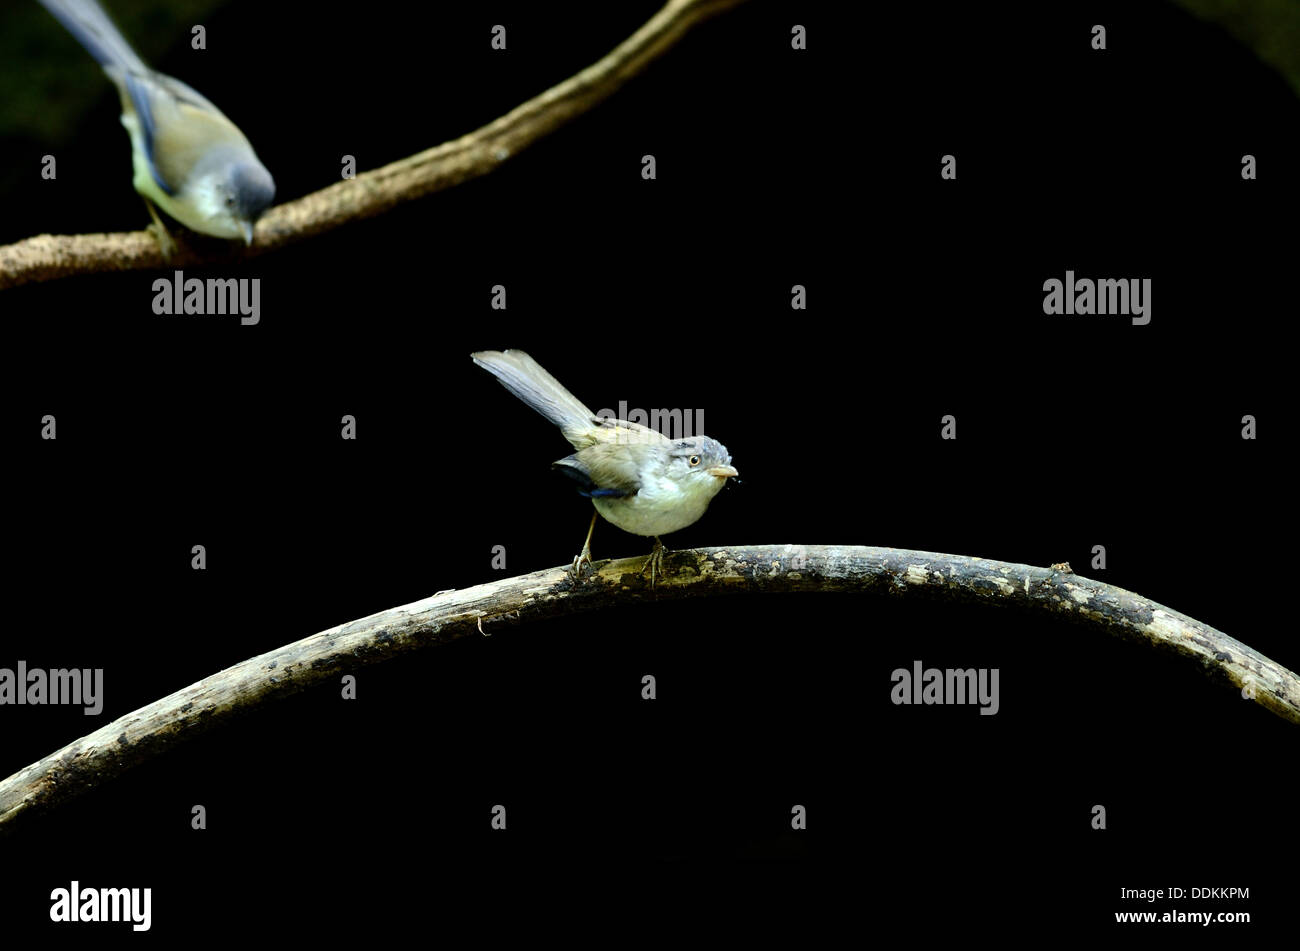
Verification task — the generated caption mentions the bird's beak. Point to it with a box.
[707,465,738,479]
[241,221,255,246]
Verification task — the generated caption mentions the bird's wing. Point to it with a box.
[583,414,674,450]
[553,455,631,498]
[117,72,246,196]
[554,440,662,499]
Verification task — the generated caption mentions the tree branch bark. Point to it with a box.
[0,0,749,289]
[2,544,1296,837]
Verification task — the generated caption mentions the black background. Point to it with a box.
[1,0,1295,940]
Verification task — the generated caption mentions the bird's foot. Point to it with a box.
[146,220,176,262]
[641,538,666,588]
[572,543,594,579]
[571,512,598,580]
[143,200,177,261]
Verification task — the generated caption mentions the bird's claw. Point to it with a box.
[143,200,178,261]
[572,544,593,578]
[641,539,666,588]
[146,220,176,262]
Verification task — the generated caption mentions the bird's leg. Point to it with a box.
[642,537,666,588]
[142,198,177,261]
[572,511,598,578]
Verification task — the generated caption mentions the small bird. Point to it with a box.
[472,350,738,584]
[37,0,275,254]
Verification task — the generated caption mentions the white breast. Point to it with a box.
[593,473,716,538]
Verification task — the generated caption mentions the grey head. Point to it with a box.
[189,145,276,244]
[224,157,276,243]
[663,435,738,488]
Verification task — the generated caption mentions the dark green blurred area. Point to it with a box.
[1,1,230,141]
[3,0,1298,143]
[3,0,1297,144]
[1171,0,1300,101]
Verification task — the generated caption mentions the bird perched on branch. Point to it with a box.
[472,350,738,585]
[36,0,275,255]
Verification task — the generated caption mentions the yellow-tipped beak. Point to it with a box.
[707,465,738,479]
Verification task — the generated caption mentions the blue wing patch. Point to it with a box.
[553,457,630,498]
[122,74,174,195]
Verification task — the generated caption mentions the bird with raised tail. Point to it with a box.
[472,350,738,585]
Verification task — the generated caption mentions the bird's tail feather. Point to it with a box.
[38,0,147,73]
[472,350,596,445]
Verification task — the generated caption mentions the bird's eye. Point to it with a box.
[688,455,701,467]
[225,196,235,207]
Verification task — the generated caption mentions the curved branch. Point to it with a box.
[0,0,748,289]
[2,544,1296,836]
